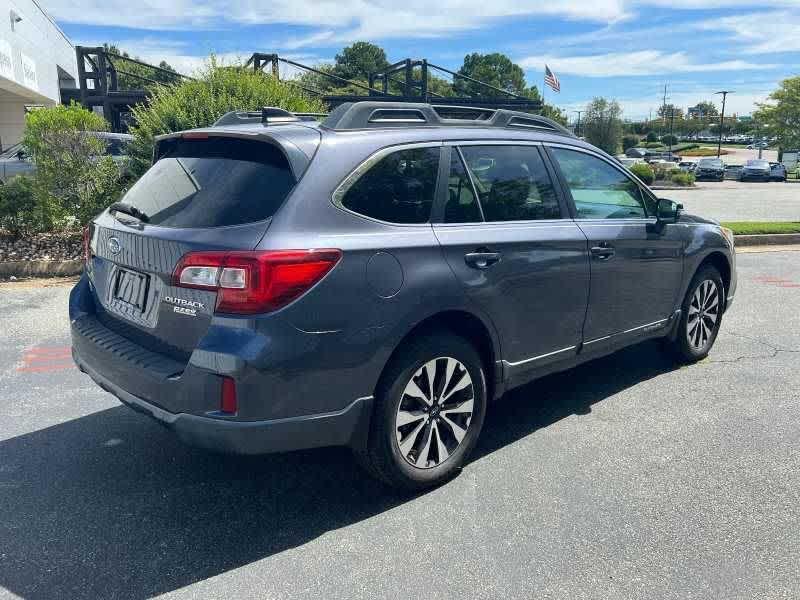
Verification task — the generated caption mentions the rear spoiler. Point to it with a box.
[152,126,322,179]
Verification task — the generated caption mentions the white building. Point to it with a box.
[0,0,76,149]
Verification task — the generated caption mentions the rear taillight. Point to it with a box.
[172,249,342,315]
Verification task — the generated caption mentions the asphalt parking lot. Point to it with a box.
[1,249,799,600]
[666,181,800,222]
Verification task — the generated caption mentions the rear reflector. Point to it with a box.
[220,376,237,414]
[173,249,342,315]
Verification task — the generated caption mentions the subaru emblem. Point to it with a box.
[108,237,121,255]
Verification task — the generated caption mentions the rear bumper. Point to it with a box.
[69,274,375,454]
[73,347,373,455]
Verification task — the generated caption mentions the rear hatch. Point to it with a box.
[86,134,305,362]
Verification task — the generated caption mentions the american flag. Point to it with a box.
[544,65,560,93]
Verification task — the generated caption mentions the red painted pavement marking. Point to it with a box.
[16,346,75,373]
[753,275,799,288]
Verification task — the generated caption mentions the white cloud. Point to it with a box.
[78,38,327,78]
[698,11,800,54]
[518,50,775,77]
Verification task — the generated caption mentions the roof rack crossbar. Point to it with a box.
[213,107,328,127]
[320,102,573,136]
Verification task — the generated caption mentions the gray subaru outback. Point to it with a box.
[70,102,737,490]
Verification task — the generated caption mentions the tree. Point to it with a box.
[103,44,179,90]
[646,131,659,143]
[622,134,640,151]
[755,75,800,151]
[23,103,124,226]
[128,58,325,177]
[583,97,623,154]
[455,53,527,97]
[692,100,718,118]
[332,42,389,81]
[658,103,684,120]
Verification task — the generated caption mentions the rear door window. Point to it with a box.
[458,145,561,222]
[337,146,440,224]
[119,137,295,228]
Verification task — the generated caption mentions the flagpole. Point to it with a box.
[542,66,546,109]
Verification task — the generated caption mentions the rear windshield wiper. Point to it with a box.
[109,202,150,223]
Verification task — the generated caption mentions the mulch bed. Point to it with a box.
[0,231,83,262]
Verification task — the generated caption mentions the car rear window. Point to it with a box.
[119,137,295,228]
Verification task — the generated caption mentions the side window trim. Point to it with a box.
[543,143,656,220]
[331,141,443,227]
[455,146,486,222]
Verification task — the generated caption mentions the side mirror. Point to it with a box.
[657,198,682,223]
[16,150,26,161]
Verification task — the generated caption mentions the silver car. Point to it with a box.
[0,132,132,183]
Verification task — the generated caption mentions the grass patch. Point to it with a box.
[680,147,730,157]
[721,221,800,235]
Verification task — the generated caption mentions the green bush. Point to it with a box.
[660,134,678,146]
[670,171,695,186]
[128,59,326,177]
[622,135,640,151]
[646,131,659,143]
[0,176,38,234]
[23,103,126,227]
[629,162,654,184]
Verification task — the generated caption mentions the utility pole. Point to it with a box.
[715,90,733,159]
[573,110,583,137]
[668,108,676,156]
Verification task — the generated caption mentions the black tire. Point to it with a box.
[356,331,487,491]
[665,265,725,363]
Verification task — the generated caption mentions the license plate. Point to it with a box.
[113,268,149,311]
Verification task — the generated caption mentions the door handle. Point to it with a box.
[465,251,501,269]
[590,244,615,260]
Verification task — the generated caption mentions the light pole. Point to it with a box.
[715,90,733,159]
[573,110,583,138]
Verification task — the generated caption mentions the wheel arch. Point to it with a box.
[376,309,502,402]
[698,251,731,305]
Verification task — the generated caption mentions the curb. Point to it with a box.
[0,259,83,278]
[734,233,800,247]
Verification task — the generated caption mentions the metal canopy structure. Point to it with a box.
[247,53,542,112]
[64,46,192,131]
[63,48,542,132]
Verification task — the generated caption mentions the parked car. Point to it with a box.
[70,103,737,490]
[769,162,787,182]
[678,161,696,172]
[0,132,132,183]
[694,158,725,181]
[618,157,645,169]
[740,159,772,181]
[724,165,743,180]
[625,147,648,159]
[746,141,768,150]
[645,151,679,163]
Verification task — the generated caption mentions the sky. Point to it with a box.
[42,0,800,121]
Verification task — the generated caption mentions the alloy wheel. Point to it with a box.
[394,357,475,469]
[687,279,720,351]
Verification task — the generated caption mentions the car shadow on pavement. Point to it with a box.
[0,341,677,599]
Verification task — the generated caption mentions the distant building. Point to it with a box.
[0,0,77,150]
[687,104,707,119]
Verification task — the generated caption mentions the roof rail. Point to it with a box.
[321,102,573,136]
[213,107,328,127]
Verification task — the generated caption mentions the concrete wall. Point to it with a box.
[0,0,76,147]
